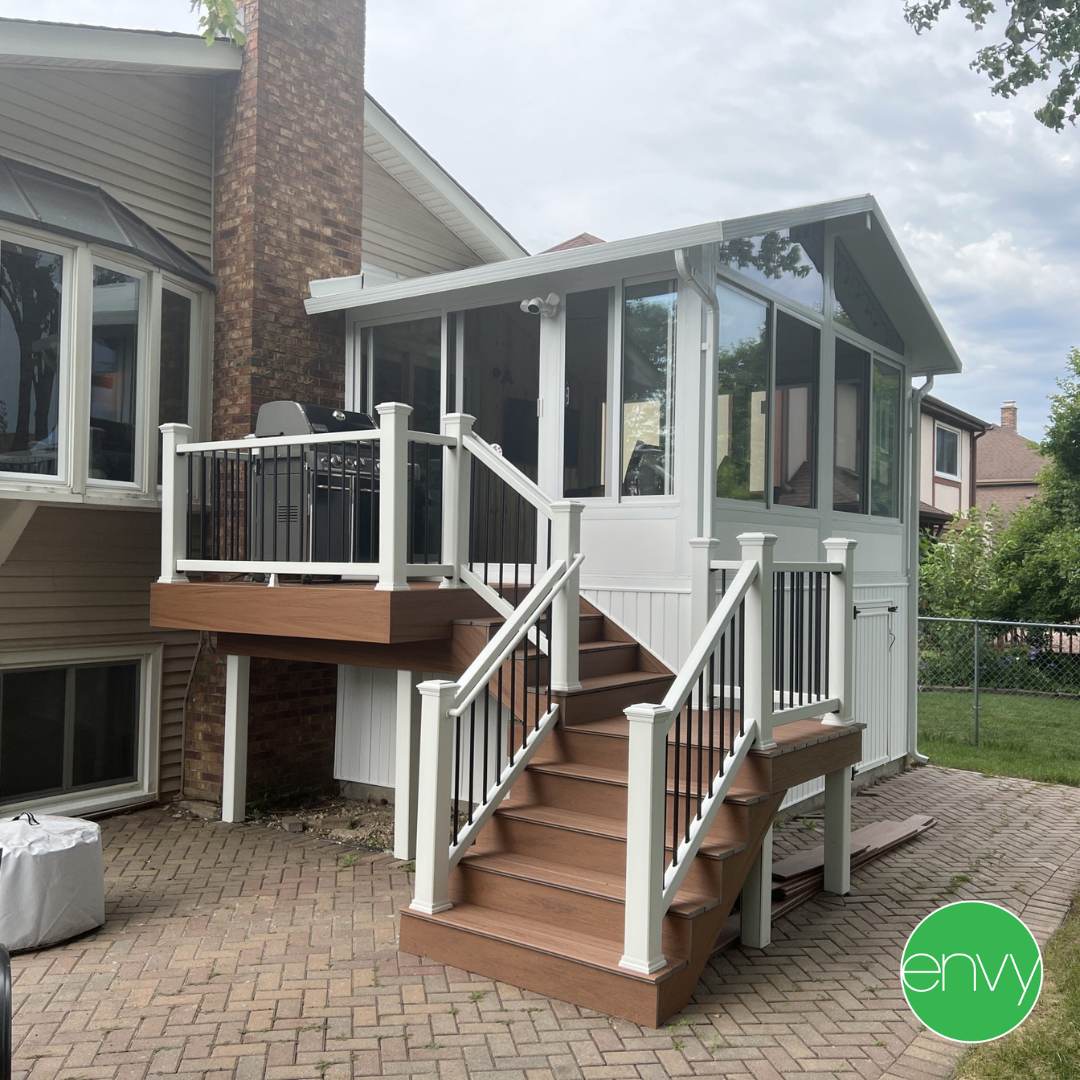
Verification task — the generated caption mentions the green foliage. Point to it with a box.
[904,0,1080,130]
[718,231,812,280]
[191,0,246,46]
[716,332,768,500]
[919,506,1006,618]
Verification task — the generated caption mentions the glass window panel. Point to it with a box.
[365,317,442,434]
[621,280,676,496]
[936,425,959,479]
[158,288,193,483]
[718,224,824,314]
[90,266,140,482]
[774,312,820,508]
[0,243,63,476]
[871,360,902,517]
[563,289,609,498]
[833,239,905,354]
[833,339,870,514]
[0,667,66,800]
[72,662,139,788]
[716,283,768,502]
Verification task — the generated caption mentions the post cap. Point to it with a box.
[736,532,779,546]
[623,703,673,725]
[822,537,858,551]
[689,537,720,549]
[417,679,458,701]
[375,401,414,417]
[159,422,193,436]
[549,500,584,516]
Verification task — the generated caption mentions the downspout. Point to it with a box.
[675,248,719,537]
[907,374,934,763]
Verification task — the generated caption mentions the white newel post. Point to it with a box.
[549,501,583,693]
[410,680,458,915]
[822,538,857,726]
[221,653,251,824]
[376,402,413,591]
[738,532,777,750]
[440,413,475,589]
[620,703,671,974]
[689,537,719,640]
[740,823,774,949]
[394,670,423,860]
[159,422,192,583]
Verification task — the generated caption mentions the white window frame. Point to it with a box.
[934,421,961,481]
[0,643,162,817]
[0,226,76,488]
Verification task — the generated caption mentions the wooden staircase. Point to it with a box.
[399,598,862,1027]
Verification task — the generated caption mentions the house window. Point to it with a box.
[0,240,65,477]
[360,317,442,433]
[833,339,869,514]
[716,282,768,502]
[773,312,820,508]
[563,288,610,498]
[833,239,905,355]
[718,224,825,315]
[871,359,902,517]
[0,660,140,804]
[90,265,143,484]
[935,423,960,480]
[621,280,677,496]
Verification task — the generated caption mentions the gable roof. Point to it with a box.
[978,425,1043,483]
[542,232,605,253]
[307,195,962,377]
[921,395,988,433]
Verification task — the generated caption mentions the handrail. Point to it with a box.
[462,431,556,520]
[450,556,580,717]
[660,560,757,715]
[178,428,385,454]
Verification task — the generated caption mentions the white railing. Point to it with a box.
[619,532,856,974]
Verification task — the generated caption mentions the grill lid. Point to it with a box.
[254,401,376,437]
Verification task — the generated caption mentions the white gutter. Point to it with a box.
[907,374,934,763]
[674,247,719,537]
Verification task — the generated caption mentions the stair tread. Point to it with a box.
[511,639,636,660]
[542,670,673,694]
[405,901,686,981]
[496,802,748,859]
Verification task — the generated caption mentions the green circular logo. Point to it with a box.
[901,901,1042,1043]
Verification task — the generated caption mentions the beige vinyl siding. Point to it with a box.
[362,154,485,277]
[0,67,215,268]
[0,505,198,798]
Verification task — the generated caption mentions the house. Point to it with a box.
[150,192,961,1021]
[918,394,988,533]
[0,2,523,819]
[975,401,1043,518]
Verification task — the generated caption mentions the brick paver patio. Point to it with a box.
[10,764,1080,1080]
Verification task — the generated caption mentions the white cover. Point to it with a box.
[0,815,105,951]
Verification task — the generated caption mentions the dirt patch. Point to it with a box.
[251,795,395,851]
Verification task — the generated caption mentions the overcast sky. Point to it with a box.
[4,0,1076,439]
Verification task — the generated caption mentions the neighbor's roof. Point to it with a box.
[977,426,1043,483]
[0,154,214,288]
[921,395,989,433]
[306,194,962,376]
[542,232,605,253]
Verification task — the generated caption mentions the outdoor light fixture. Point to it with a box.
[520,293,561,317]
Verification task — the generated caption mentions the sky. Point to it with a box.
[3,0,1077,440]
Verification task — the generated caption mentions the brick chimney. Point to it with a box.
[1001,401,1018,430]
[184,0,366,805]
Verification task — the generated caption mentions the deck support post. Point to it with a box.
[620,703,671,974]
[690,537,718,640]
[376,402,413,592]
[739,533,777,750]
[822,538,857,726]
[823,766,852,895]
[221,653,250,824]
[394,670,423,860]
[159,423,192,583]
[740,823,773,949]
[549,501,583,693]
[411,680,458,915]
[440,413,475,589]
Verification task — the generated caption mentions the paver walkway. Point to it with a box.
[10,764,1080,1080]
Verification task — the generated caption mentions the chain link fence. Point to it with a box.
[919,617,1080,745]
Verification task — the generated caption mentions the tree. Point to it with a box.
[192,0,246,46]
[919,506,1008,617]
[904,0,1080,130]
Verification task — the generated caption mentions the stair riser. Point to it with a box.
[512,769,752,845]
[579,615,605,643]
[578,645,642,680]
[553,679,674,724]
[476,814,728,896]
[450,865,694,957]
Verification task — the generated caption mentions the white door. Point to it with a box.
[853,601,897,772]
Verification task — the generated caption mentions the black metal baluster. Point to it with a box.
[729,604,737,748]
[513,491,522,605]
[738,602,746,738]
[369,440,378,564]
[708,651,716,796]
[683,701,692,843]
[825,573,832,697]
[453,712,461,843]
[546,602,552,717]
[468,700,476,823]
[482,684,490,803]
[671,705,681,867]
[482,468,491,586]
[696,672,704,819]
[469,456,478,573]
[186,453,194,561]
[498,477,506,599]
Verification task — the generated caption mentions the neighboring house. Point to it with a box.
[918,395,988,533]
[0,2,523,819]
[976,400,1043,518]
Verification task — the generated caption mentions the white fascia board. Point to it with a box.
[364,96,528,262]
[306,194,878,314]
[0,20,242,73]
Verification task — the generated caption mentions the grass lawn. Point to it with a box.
[918,691,1080,786]
[954,898,1080,1079]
